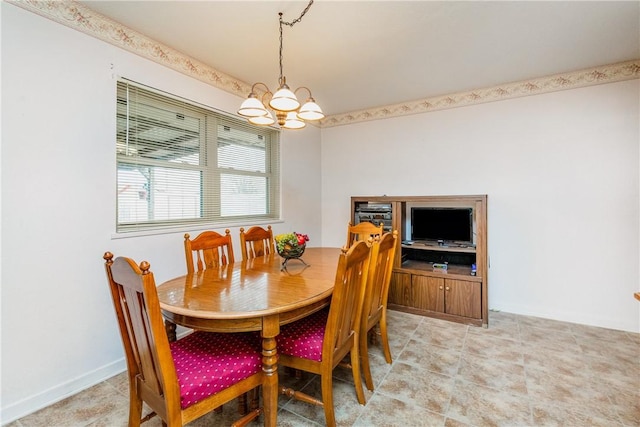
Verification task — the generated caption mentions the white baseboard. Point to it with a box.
[1,328,193,425]
[490,303,639,333]
[0,358,127,425]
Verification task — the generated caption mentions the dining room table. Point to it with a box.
[156,246,342,427]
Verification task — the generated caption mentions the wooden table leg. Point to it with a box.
[261,315,279,427]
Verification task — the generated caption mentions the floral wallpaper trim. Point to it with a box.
[10,0,640,129]
[323,60,640,127]
[11,0,252,98]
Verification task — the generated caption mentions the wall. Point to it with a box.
[0,3,321,422]
[320,79,639,334]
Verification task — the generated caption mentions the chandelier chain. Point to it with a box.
[281,0,314,27]
[237,0,323,128]
[278,0,314,86]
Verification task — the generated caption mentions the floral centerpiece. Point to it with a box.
[274,232,309,269]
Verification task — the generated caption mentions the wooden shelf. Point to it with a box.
[351,195,488,328]
[400,260,482,280]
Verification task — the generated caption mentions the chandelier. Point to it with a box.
[237,0,324,130]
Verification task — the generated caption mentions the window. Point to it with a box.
[116,81,280,233]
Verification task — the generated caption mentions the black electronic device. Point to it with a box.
[354,202,393,232]
[410,207,473,244]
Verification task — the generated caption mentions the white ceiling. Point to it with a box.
[77,1,639,116]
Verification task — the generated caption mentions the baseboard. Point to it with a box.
[0,358,127,425]
[489,303,639,333]
[1,328,193,425]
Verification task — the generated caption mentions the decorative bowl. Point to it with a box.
[274,232,310,270]
[277,243,306,260]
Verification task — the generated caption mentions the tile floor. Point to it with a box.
[7,310,640,427]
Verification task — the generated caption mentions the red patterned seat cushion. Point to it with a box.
[277,308,329,362]
[170,331,262,409]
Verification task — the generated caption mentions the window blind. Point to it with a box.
[116,80,280,232]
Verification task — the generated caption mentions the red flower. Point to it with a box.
[295,233,309,246]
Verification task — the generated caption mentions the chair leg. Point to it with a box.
[249,387,260,411]
[380,312,392,364]
[360,328,375,391]
[237,393,248,415]
[350,339,366,405]
[129,388,143,427]
[369,326,379,345]
[320,373,336,427]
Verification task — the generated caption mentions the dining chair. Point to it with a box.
[239,225,275,261]
[184,229,235,273]
[277,240,372,427]
[346,221,384,247]
[360,230,398,391]
[102,252,263,427]
[183,229,250,415]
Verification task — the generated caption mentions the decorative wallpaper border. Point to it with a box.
[324,60,640,127]
[10,0,640,129]
[10,0,252,97]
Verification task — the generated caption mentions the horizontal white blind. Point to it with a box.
[116,80,280,232]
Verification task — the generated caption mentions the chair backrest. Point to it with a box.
[324,239,372,365]
[346,221,384,247]
[239,225,275,260]
[103,252,181,418]
[362,231,398,332]
[184,229,235,273]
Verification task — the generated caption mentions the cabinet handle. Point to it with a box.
[439,285,443,290]
[445,286,450,291]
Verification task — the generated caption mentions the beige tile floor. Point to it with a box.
[7,310,640,427]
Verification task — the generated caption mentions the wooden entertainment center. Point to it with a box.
[351,195,488,327]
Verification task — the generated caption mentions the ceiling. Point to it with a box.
[77,1,639,116]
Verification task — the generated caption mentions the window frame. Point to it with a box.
[115,80,281,234]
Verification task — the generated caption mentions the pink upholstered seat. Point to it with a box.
[103,253,264,426]
[171,331,262,409]
[277,308,329,362]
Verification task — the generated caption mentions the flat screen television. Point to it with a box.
[411,207,473,244]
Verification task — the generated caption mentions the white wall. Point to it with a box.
[320,79,639,334]
[0,3,321,423]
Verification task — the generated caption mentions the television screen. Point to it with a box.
[411,207,473,243]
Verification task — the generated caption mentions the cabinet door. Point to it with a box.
[412,275,444,312]
[389,271,411,306]
[445,279,481,319]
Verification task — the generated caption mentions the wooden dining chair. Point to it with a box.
[360,230,398,391]
[184,229,235,273]
[277,240,372,427]
[183,229,250,415]
[102,252,263,427]
[346,221,384,247]
[239,225,275,261]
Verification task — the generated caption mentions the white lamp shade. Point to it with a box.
[269,87,300,112]
[249,110,275,126]
[283,111,306,129]
[238,96,268,117]
[297,100,325,121]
